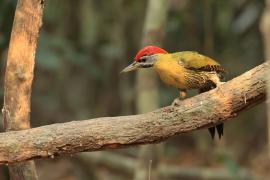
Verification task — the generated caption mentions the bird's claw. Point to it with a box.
[172,90,187,106]
[179,91,187,98]
[172,98,182,106]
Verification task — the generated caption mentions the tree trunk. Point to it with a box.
[134,1,169,180]
[2,0,45,179]
[260,0,270,158]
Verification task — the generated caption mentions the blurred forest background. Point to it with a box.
[0,0,269,179]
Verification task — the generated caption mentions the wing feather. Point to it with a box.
[173,51,226,73]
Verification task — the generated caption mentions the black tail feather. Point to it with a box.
[208,124,224,139]
[199,83,224,139]
[216,123,224,139]
[208,127,215,139]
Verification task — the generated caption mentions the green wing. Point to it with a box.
[172,51,225,73]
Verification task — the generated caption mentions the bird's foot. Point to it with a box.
[179,91,187,98]
[171,90,187,107]
[172,90,187,106]
[172,98,182,106]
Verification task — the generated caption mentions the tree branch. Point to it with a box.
[0,63,267,164]
[2,0,45,178]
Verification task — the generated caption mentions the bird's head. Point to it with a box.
[121,46,168,73]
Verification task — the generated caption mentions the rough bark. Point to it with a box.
[77,152,256,180]
[135,0,169,180]
[260,0,270,158]
[2,0,45,179]
[0,62,266,164]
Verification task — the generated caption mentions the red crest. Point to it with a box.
[134,46,168,61]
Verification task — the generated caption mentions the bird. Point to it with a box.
[121,45,225,139]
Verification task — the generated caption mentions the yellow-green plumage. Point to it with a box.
[153,51,225,139]
[153,51,224,91]
[121,47,225,139]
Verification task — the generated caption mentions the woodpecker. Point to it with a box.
[121,46,226,139]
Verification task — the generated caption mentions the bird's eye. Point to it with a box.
[140,58,146,62]
[139,55,148,63]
